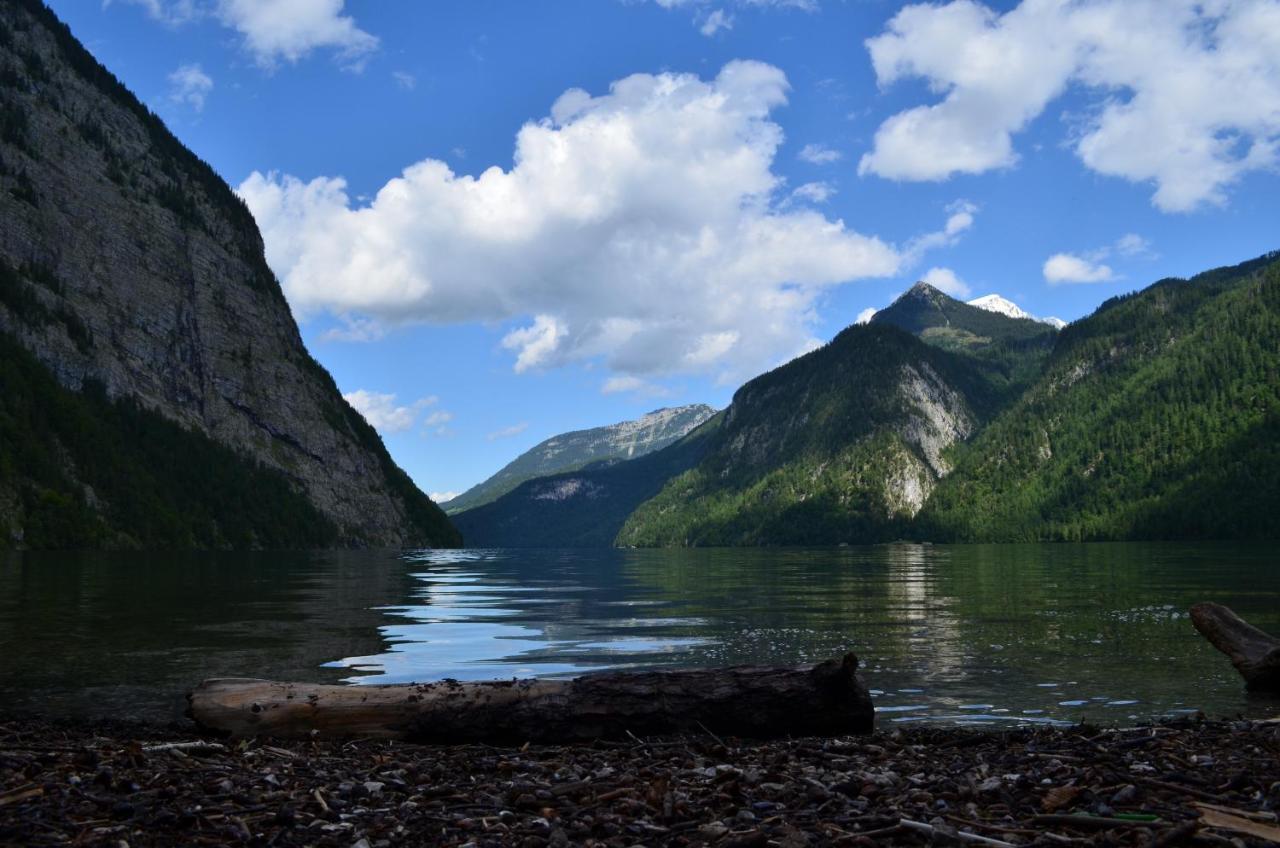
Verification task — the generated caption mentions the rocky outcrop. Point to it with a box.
[0,1,458,547]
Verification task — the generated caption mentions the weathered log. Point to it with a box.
[188,653,874,742]
[1190,602,1280,692]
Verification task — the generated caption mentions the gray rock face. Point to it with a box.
[0,2,455,547]
[445,404,717,514]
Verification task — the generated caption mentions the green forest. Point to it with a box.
[0,330,341,549]
[920,254,1280,542]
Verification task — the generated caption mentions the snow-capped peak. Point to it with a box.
[967,294,1033,320]
[967,294,1065,329]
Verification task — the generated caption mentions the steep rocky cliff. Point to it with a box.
[0,0,459,548]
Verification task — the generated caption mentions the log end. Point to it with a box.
[1190,603,1280,693]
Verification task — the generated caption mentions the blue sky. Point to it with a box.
[50,0,1280,499]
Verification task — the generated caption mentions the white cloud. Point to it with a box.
[1043,253,1115,285]
[855,306,877,325]
[392,71,416,91]
[790,181,835,203]
[700,9,733,36]
[319,315,386,342]
[429,491,460,503]
[921,266,971,297]
[859,0,1280,211]
[424,410,454,427]
[113,0,199,25]
[219,0,378,67]
[240,61,908,384]
[798,143,842,164]
[486,422,530,441]
[342,390,436,434]
[115,0,378,68]
[601,375,672,397]
[902,199,977,262]
[167,63,212,111]
[1115,233,1154,258]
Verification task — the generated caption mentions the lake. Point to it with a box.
[1,543,1277,727]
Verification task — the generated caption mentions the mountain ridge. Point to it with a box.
[444,404,716,514]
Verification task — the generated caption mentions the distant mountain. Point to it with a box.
[0,1,458,548]
[451,414,723,547]
[871,282,1058,353]
[920,251,1280,542]
[444,405,716,514]
[967,294,1066,328]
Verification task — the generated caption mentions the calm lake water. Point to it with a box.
[1,543,1277,727]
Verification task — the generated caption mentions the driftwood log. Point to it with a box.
[188,653,874,743]
[1190,602,1280,692]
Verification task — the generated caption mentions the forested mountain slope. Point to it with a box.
[919,252,1280,542]
[0,0,459,548]
[615,320,1028,546]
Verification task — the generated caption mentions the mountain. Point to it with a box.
[967,294,1066,328]
[871,282,1058,352]
[444,404,716,514]
[919,251,1280,542]
[464,253,1280,548]
[615,320,1023,546]
[0,1,459,549]
[451,414,723,547]
[460,282,1056,548]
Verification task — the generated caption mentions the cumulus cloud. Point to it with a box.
[1042,233,1153,284]
[167,63,212,111]
[855,307,877,325]
[921,266,971,297]
[859,0,1280,211]
[429,491,460,503]
[486,422,530,441]
[240,61,917,384]
[342,390,437,434]
[1043,253,1114,284]
[218,0,378,67]
[119,0,377,67]
[798,143,842,164]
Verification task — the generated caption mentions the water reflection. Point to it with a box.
[1,543,1278,726]
[327,543,1280,727]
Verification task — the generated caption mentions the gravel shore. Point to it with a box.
[2,716,1279,847]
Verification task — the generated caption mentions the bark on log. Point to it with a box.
[1190,602,1280,692]
[188,653,874,743]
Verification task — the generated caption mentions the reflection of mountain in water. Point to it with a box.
[332,544,1280,726]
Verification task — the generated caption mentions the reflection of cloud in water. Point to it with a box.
[321,545,1280,727]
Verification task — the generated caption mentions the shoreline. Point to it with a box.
[3,716,1278,846]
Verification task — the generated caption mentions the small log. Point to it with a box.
[189,653,874,743]
[1190,603,1280,692]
